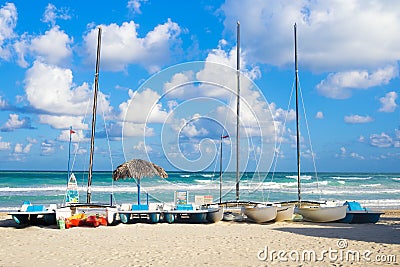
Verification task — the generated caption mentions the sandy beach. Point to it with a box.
[0,211,399,267]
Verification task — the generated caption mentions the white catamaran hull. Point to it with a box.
[296,205,347,223]
[276,205,295,222]
[244,206,277,223]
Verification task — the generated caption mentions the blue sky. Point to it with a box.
[0,0,399,172]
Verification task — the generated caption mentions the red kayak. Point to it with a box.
[85,215,107,227]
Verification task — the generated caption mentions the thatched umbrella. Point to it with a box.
[113,159,168,204]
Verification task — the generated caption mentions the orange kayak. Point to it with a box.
[86,215,107,227]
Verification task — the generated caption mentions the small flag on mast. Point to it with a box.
[70,129,76,134]
[222,135,229,139]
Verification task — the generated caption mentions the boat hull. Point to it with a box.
[206,207,223,223]
[296,205,347,223]
[244,206,277,223]
[275,205,294,222]
[338,211,383,224]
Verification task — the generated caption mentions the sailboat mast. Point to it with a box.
[236,21,240,201]
[219,135,223,204]
[67,126,72,181]
[87,27,102,203]
[294,23,301,204]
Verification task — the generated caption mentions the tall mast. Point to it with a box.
[235,21,240,201]
[67,126,72,181]
[219,135,223,204]
[87,27,102,203]
[294,23,301,204]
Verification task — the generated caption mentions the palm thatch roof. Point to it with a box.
[112,159,168,181]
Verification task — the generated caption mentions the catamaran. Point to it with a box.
[56,27,118,226]
[290,23,346,222]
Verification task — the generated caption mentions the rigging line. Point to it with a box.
[70,91,92,188]
[209,85,236,196]
[99,90,117,205]
[266,77,296,201]
[297,78,321,200]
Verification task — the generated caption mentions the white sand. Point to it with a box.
[0,212,399,266]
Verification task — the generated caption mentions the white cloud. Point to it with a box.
[39,115,87,130]
[316,66,398,99]
[14,143,31,154]
[83,19,181,72]
[25,61,112,116]
[0,136,11,150]
[119,88,169,123]
[379,91,397,113]
[0,2,17,61]
[30,26,73,65]
[1,114,33,131]
[41,140,56,155]
[315,111,324,119]
[127,0,148,14]
[0,95,7,108]
[350,152,365,160]
[41,3,71,26]
[336,146,364,160]
[221,0,400,72]
[112,121,154,137]
[344,115,373,124]
[133,141,152,153]
[370,132,393,148]
[57,129,88,142]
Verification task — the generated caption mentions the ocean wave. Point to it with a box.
[331,176,372,180]
[360,184,381,188]
[286,175,312,180]
[392,178,400,181]
[180,174,191,178]
[337,181,346,185]
[201,174,214,178]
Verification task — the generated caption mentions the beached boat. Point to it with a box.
[9,202,57,226]
[219,22,277,223]
[244,205,278,223]
[338,201,384,224]
[56,27,118,226]
[275,205,295,222]
[118,203,163,224]
[112,159,169,224]
[290,24,346,222]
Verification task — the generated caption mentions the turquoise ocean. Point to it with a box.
[1,171,400,211]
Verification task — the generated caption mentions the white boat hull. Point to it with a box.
[244,206,277,223]
[296,205,347,223]
[276,205,294,222]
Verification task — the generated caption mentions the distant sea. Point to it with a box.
[1,171,400,211]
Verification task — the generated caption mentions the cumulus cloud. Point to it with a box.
[344,115,373,124]
[379,91,397,112]
[335,146,364,160]
[83,19,181,72]
[0,136,11,150]
[14,143,32,154]
[316,66,398,99]
[0,2,17,61]
[221,0,400,72]
[30,26,73,65]
[57,129,88,142]
[24,61,113,129]
[0,95,7,108]
[1,113,34,131]
[370,132,393,148]
[41,140,56,155]
[119,88,169,123]
[133,141,152,153]
[41,3,71,26]
[127,0,148,14]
